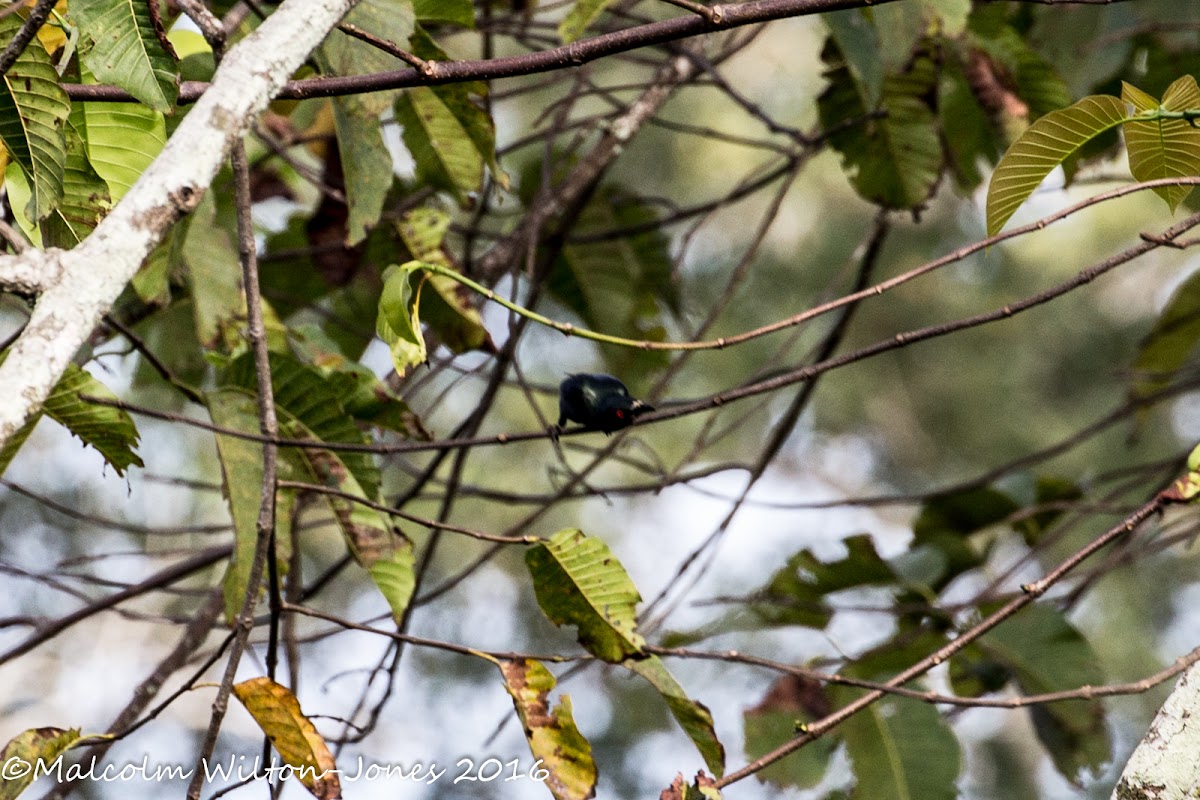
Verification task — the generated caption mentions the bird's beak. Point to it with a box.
[631,400,654,416]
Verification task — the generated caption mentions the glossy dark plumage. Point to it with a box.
[554,373,653,436]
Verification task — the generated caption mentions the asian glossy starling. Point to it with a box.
[553,373,653,438]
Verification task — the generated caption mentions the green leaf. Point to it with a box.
[311,360,431,440]
[222,353,381,498]
[968,15,1073,123]
[920,0,969,35]
[939,58,1003,192]
[868,4,928,77]
[1012,476,1082,546]
[742,675,834,790]
[750,534,896,630]
[318,0,415,99]
[40,114,111,248]
[624,655,725,777]
[1131,267,1200,405]
[396,88,485,206]
[130,234,174,305]
[549,187,679,378]
[525,528,645,662]
[80,93,166,201]
[396,205,452,263]
[498,659,597,800]
[219,354,413,622]
[848,629,951,680]
[410,26,499,179]
[377,262,429,377]
[340,378,430,439]
[259,216,337,318]
[559,0,611,44]
[171,29,216,82]
[0,727,84,800]
[207,389,297,624]
[838,692,961,800]
[0,13,70,223]
[1122,76,1200,212]
[396,208,494,353]
[913,486,1019,540]
[1,349,145,477]
[0,163,42,245]
[985,95,1129,235]
[316,0,415,244]
[182,183,244,352]
[824,10,882,109]
[72,0,179,112]
[907,486,1018,589]
[413,0,474,27]
[951,603,1108,783]
[364,541,415,624]
[0,415,37,479]
[820,39,943,209]
[333,100,394,245]
[43,363,145,476]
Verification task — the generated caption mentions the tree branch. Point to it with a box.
[1112,661,1200,799]
[65,0,897,103]
[0,0,361,451]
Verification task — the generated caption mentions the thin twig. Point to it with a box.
[184,142,281,800]
[0,0,57,75]
[716,496,1169,787]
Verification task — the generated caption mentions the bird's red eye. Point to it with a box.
[615,409,626,419]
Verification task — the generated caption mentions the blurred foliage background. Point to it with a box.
[2,0,1200,798]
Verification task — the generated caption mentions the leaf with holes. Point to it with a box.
[0,727,84,800]
[499,659,597,800]
[526,528,645,662]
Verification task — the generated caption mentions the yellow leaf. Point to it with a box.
[499,659,597,800]
[33,0,68,55]
[232,677,341,800]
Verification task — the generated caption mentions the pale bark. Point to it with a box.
[0,0,359,448]
[1111,661,1200,800]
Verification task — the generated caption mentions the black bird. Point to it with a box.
[553,374,653,439]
